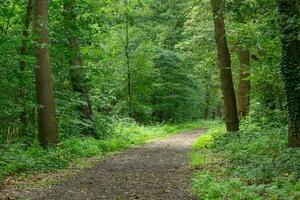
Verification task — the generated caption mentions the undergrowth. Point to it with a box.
[0,120,201,183]
[190,120,300,200]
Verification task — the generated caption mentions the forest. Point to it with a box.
[0,0,299,199]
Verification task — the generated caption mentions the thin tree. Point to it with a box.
[33,0,58,147]
[211,0,239,131]
[125,0,133,117]
[19,0,33,133]
[63,0,97,136]
[237,48,251,117]
[234,0,251,118]
[203,73,211,119]
[277,0,300,147]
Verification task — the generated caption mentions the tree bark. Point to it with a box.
[237,48,251,117]
[63,0,97,136]
[33,0,58,147]
[277,0,300,147]
[211,0,239,131]
[19,0,33,133]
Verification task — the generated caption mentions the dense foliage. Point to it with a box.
[0,0,291,141]
[0,0,216,142]
[0,120,201,182]
[191,120,300,199]
[0,0,299,198]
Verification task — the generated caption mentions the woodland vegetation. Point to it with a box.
[0,0,299,199]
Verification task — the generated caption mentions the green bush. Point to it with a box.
[191,121,300,200]
[0,120,201,182]
[192,173,261,200]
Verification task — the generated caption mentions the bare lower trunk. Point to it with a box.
[33,0,58,147]
[204,83,210,119]
[277,0,300,147]
[211,0,239,132]
[19,0,33,133]
[237,48,251,117]
[63,0,96,136]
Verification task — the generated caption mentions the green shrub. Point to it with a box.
[191,121,300,200]
[192,173,262,200]
[0,120,202,182]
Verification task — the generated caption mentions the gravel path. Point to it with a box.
[26,129,204,200]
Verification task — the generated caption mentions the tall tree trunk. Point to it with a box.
[63,0,96,136]
[211,0,239,132]
[237,48,251,117]
[33,0,58,147]
[233,0,251,118]
[19,0,33,133]
[125,1,132,117]
[277,0,300,147]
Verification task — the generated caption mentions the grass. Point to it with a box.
[190,121,300,200]
[0,120,202,183]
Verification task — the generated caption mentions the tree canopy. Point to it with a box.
[0,0,299,199]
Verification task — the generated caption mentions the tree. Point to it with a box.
[230,0,252,118]
[211,0,239,131]
[277,0,300,147]
[19,0,33,133]
[33,0,58,147]
[237,48,251,117]
[63,0,97,136]
[110,0,153,119]
[124,0,133,118]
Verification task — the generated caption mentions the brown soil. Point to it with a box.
[8,129,204,200]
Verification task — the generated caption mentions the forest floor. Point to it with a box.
[2,128,204,200]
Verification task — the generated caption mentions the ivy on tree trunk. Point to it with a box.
[277,0,300,147]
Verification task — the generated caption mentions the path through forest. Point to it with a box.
[24,129,204,200]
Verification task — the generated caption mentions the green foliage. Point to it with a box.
[1,0,299,197]
[192,124,225,149]
[193,173,261,200]
[0,0,292,137]
[191,120,300,200]
[0,120,200,182]
[152,48,204,122]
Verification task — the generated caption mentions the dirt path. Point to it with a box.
[25,129,204,200]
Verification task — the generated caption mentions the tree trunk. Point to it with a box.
[277,0,300,147]
[211,0,239,132]
[19,0,33,134]
[204,82,210,119]
[63,0,96,136]
[33,0,58,147]
[125,2,133,118]
[237,48,251,117]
